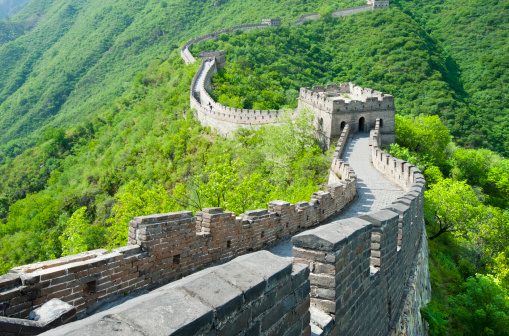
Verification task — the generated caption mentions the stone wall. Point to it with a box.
[291,120,430,336]
[0,137,356,320]
[190,58,287,136]
[40,251,311,336]
[294,4,374,25]
[180,22,273,65]
[0,121,430,336]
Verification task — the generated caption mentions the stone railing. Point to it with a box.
[328,124,353,185]
[291,119,429,335]
[0,136,357,320]
[190,59,287,131]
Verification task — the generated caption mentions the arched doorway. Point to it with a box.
[359,117,365,132]
[340,121,346,130]
[380,118,384,128]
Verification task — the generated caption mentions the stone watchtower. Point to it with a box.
[262,18,282,26]
[198,50,226,69]
[298,83,396,149]
[367,0,390,9]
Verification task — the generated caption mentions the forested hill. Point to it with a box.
[0,0,364,163]
[395,0,509,157]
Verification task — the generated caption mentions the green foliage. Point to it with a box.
[108,181,176,249]
[395,115,451,166]
[176,156,277,215]
[394,114,509,335]
[261,108,319,183]
[449,274,509,336]
[59,206,88,256]
[397,0,509,155]
[424,178,482,240]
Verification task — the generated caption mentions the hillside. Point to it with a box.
[0,0,364,163]
[395,0,509,157]
[0,1,508,333]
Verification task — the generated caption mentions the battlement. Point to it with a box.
[299,83,395,111]
[368,0,390,9]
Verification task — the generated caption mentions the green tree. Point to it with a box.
[424,179,482,240]
[395,115,451,165]
[59,206,88,256]
[107,181,177,248]
[261,107,317,184]
[450,274,509,336]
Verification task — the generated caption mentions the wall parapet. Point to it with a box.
[40,251,312,336]
[294,5,374,25]
[0,137,356,320]
[191,59,287,126]
[291,119,429,336]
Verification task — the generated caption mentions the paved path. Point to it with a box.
[269,133,404,258]
[193,60,215,107]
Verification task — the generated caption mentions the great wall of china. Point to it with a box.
[0,1,431,335]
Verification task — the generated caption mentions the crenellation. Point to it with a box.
[288,119,428,336]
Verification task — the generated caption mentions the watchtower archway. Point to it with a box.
[340,121,346,130]
[359,117,365,132]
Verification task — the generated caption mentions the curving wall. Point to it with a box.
[291,120,430,336]
[294,5,374,25]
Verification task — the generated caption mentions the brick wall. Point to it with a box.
[291,120,429,336]
[40,251,312,336]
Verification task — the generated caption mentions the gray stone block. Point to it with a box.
[292,226,349,251]
[292,218,371,251]
[213,262,266,303]
[41,290,214,336]
[387,203,409,215]
[217,308,250,336]
[261,302,284,332]
[181,272,243,320]
[29,299,74,324]
[234,251,292,290]
[360,210,398,228]
[291,264,310,291]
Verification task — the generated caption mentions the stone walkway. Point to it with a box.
[193,60,215,107]
[269,133,404,258]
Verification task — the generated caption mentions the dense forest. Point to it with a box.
[0,0,508,334]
